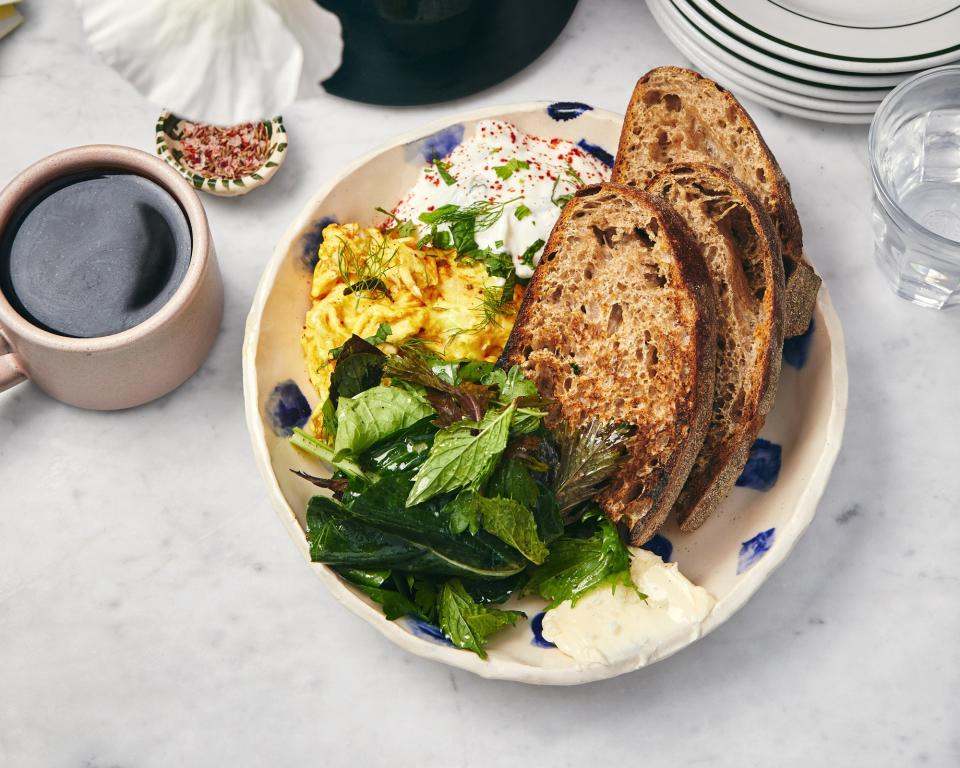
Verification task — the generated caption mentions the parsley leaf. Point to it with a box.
[514,204,532,221]
[432,155,457,186]
[438,579,524,658]
[334,386,434,457]
[406,402,516,506]
[493,158,530,180]
[523,515,636,607]
[519,238,545,269]
[552,419,633,521]
[447,494,549,564]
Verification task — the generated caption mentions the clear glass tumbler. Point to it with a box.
[870,66,960,309]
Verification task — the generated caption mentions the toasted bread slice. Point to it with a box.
[647,163,785,531]
[502,183,716,545]
[613,66,819,337]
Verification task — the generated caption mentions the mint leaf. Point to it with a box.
[523,515,635,607]
[483,364,538,401]
[493,158,530,180]
[447,494,548,564]
[334,386,434,457]
[519,238,545,269]
[439,579,524,658]
[432,155,457,186]
[406,402,516,506]
[514,204,532,221]
[338,568,421,620]
[552,420,633,521]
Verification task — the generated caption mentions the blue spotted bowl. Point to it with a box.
[242,103,848,684]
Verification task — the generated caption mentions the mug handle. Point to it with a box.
[0,329,26,393]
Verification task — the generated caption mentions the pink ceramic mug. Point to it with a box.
[0,145,223,410]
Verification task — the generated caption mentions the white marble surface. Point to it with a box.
[1,1,958,766]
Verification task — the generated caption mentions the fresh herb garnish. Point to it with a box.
[514,204,532,221]
[552,419,633,521]
[375,207,418,238]
[328,334,386,404]
[519,238,545,270]
[447,494,549,564]
[406,402,516,506]
[383,346,497,425]
[493,158,530,180]
[550,165,586,208]
[334,385,434,457]
[334,234,398,305]
[569,361,581,375]
[329,323,391,360]
[432,155,457,186]
[523,514,639,607]
[438,579,524,658]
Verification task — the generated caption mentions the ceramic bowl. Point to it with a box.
[242,102,848,684]
[155,112,287,197]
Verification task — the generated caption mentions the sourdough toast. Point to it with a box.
[502,183,716,545]
[613,66,819,337]
[647,163,784,531]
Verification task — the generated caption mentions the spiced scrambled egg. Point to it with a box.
[301,222,521,404]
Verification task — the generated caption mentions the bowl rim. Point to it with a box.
[241,101,849,684]
[155,112,288,197]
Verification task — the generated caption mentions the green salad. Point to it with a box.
[290,336,639,658]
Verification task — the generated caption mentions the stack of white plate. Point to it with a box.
[646,0,960,124]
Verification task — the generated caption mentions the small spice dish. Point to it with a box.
[155,112,288,197]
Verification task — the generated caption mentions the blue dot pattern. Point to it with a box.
[416,124,465,163]
[640,533,673,562]
[547,102,593,121]
[301,216,338,269]
[577,139,614,168]
[737,528,776,575]
[783,318,815,369]
[531,612,556,648]
[265,379,312,436]
[735,438,782,491]
[407,618,453,646]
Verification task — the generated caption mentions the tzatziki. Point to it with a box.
[542,549,716,666]
[393,119,610,279]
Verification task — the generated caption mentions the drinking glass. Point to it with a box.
[870,66,960,308]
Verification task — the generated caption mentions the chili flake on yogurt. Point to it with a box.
[393,120,611,279]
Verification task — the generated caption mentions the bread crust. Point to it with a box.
[502,182,717,544]
[646,162,784,531]
[613,66,819,338]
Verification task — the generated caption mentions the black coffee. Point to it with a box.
[0,171,192,338]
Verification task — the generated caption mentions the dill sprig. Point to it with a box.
[449,270,519,341]
[334,233,398,306]
[418,196,521,236]
[551,164,586,208]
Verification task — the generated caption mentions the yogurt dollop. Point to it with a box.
[394,120,610,279]
[542,549,716,666]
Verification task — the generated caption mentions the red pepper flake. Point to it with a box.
[176,119,270,180]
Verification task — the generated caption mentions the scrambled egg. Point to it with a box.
[301,222,522,405]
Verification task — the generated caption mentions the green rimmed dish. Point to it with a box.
[155,112,288,198]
